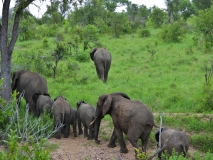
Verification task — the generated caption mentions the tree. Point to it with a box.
[0,0,82,101]
[150,7,166,28]
[192,0,212,11]
[178,0,197,20]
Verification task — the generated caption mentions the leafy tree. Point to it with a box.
[196,6,213,51]
[178,0,197,20]
[137,5,151,28]
[165,0,180,23]
[192,0,212,11]
[150,7,166,28]
[0,0,83,101]
[126,3,139,30]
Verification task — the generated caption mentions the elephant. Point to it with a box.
[77,100,96,140]
[90,48,111,83]
[11,70,48,116]
[32,93,53,117]
[90,92,157,153]
[155,127,189,158]
[52,96,77,139]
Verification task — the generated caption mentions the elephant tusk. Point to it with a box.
[90,116,98,125]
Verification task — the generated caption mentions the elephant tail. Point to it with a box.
[61,112,65,124]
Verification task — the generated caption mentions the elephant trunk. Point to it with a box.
[93,116,101,144]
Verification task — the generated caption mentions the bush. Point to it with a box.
[160,21,186,43]
[138,29,151,38]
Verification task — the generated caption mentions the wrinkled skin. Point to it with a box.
[155,127,189,159]
[77,100,96,140]
[92,92,156,153]
[32,93,53,117]
[11,70,48,116]
[52,96,77,139]
[90,48,111,83]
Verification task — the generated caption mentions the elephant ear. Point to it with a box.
[11,71,19,91]
[101,94,112,117]
[155,128,164,142]
[90,48,97,61]
[43,93,51,97]
[110,92,131,100]
[32,93,40,105]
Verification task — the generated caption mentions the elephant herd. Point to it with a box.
[11,48,189,159]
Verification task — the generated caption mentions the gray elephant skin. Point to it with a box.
[11,70,48,116]
[155,127,189,158]
[77,100,96,140]
[91,92,157,153]
[32,93,53,117]
[53,96,77,139]
[90,48,111,83]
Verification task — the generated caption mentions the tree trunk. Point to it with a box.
[0,0,34,101]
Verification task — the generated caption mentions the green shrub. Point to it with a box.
[160,21,186,43]
[138,29,151,38]
[74,51,90,62]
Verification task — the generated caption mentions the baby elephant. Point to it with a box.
[77,100,96,140]
[155,127,189,158]
[53,96,77,139]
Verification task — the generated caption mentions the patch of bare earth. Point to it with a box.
[48,116,206,160]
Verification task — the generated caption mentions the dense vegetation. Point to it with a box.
[1,0,213,159]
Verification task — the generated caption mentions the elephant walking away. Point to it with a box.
[11,70,48,116]
[91,92,157,153]
[155,127,189,159]
[53,96,77,139]
[90,48,111,83]
[32,93,53,117]
[77,100,96,140]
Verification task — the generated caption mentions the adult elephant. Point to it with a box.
[90,48,111,83]
[53,96,77,139]
[32,93,53,117]
[77,100,96,140]
[11,70,48,116]
[155,127,189,158]
[91,92,157,153]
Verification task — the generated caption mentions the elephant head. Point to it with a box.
[76,100,85,110]
[32,92,53,117]
[91,92,130,144]
[89,48,97,61]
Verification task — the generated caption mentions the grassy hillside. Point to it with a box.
[12,29,213,114]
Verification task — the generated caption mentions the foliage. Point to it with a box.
[138,29,151,38]
[134,148,150,160]
[149,7,166,28]
[0,130,51,160]
[160,21,186,43]
[196,6,213,52]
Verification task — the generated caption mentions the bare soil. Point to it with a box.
[48,118,203,160]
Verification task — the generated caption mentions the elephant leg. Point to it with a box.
[64,124,70,138]
[87,126,93,140]
[61,125,65,134]
[78,119,83,135]
[141,132,151,153]
[55,121,62,139]
[95,65,104,81]
[84,125,88,137]
[72,121,77,137]
[114,128,128,153]
[107,129,117,148]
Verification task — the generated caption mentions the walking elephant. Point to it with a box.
[155,127,189,158]
[77,100,96,140]
[11,70,48,116]
[90,48,111,83]
[90,92,157,153]
[53,96,77,139]
[32,93,53,117]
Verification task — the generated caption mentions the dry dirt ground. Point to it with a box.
[48,118,203,160]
